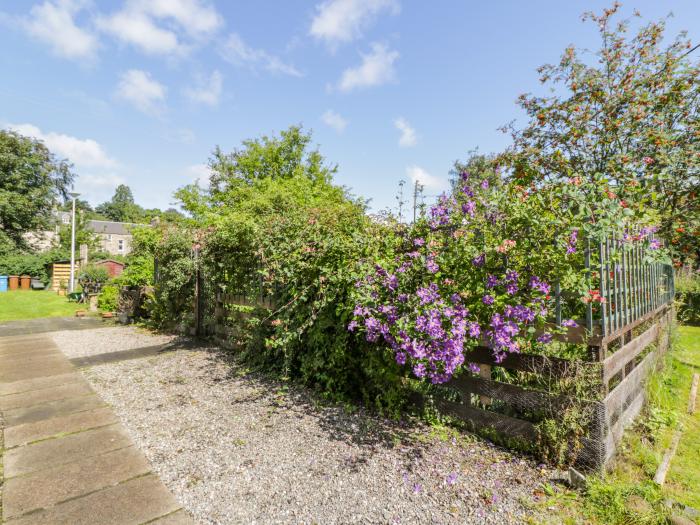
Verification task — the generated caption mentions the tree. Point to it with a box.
[96,184,142,222]
[207,125,338,204]
[502,4,699,263]
[0,130,74,254]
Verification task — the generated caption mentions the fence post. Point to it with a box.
[193,244,203,337]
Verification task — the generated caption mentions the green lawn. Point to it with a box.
[0,290,83,322]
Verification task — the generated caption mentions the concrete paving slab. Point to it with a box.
[1,322,188,524]
[4,424,132,478]
[0,351,64,368]
[148,509,195,524]
[0,332,54,348]
[0,372,84,396]
[0,381,93,410]
[0,316,104,337]
[4,406,118,449]
[6,474,183,525]
[0,344,59,357]
[3,393,105,427]
[3,446,152,519]
[0,356,75,383]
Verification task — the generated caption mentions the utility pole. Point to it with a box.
[69,192,80,293]
[396,179,406,223]
[412,180,424,223]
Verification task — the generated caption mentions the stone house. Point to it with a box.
[87,220,140,256]
[24,213,144,256]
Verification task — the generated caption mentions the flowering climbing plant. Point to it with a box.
[349,164,666,384]
[349,171,584,384]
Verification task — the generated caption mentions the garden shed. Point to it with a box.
[49,261,72,292]
[94,259,125,278]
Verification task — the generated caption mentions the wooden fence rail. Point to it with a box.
[208,234,675,469]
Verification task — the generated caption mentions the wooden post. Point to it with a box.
[193,245,202,337]
[479,365,492,406]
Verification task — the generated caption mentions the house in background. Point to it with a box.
[24,214,145,256]
[87,220,142,256]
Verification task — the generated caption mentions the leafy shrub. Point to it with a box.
[675,268,700,325]
[0,248,69,284]
[97,284,119,312]
[148,227,196,329]
[78,264,110,294]
[114,226,160,287]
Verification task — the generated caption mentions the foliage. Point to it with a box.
[95,184,142,223]
[115,225,161,287]
[0,248,69,283]
[147,227,196,329]
[350,167,661,385]
[0,130,74,254]
[78,264,110,287]
[207,125,337,198]
[97,284,119,312]
[501,4,700,266]
[152,127,409,411]
[675,267,700,325]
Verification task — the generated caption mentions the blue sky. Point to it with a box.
[2,1,699,213]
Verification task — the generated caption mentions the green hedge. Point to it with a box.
[0,249,69,284]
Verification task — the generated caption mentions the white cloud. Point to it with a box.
[406,165,449,192]
[184,70,223,106]
[310,0,399,46]
[97,8,181,56]
[321,110,347,133]
[24,0,98,61]
[394,117,416,147]
[186,164,212,187]
[115,70,167,115]
[96,0,221,56]
[143,0,223,38]
[337,43,398,92]
[5,123,116,169]
[79,173,127,204]
[220,33,302,77]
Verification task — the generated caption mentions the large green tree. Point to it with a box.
[0,130,74,254]
[95,184,143,222]
[207,125,338,202]
[502,4,699,263]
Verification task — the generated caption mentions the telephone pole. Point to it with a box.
[412,180,424,223]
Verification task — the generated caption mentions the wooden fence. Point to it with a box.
[429,237,675,469]
[207,236,675,469]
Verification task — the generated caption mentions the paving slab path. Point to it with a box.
[0,330,193,525]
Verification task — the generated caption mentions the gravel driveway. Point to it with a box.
[54,327,549,524]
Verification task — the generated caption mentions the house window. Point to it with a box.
[106,234,112,241]
[62,215,70,224]
[118,239,124,252]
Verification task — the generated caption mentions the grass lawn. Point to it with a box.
[0,290,82,322]
[536,323,700,524]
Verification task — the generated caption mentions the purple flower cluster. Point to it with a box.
[529,276,550,295]
[566,228,578,254]
[348,176,559,384]
[486,313,521,360]
[350,264,554,382]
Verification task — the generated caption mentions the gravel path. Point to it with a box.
[50,326,177,358]
[50,327,552,525]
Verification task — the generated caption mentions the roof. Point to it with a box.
[86,220,144,235]
[94,259,126,266]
